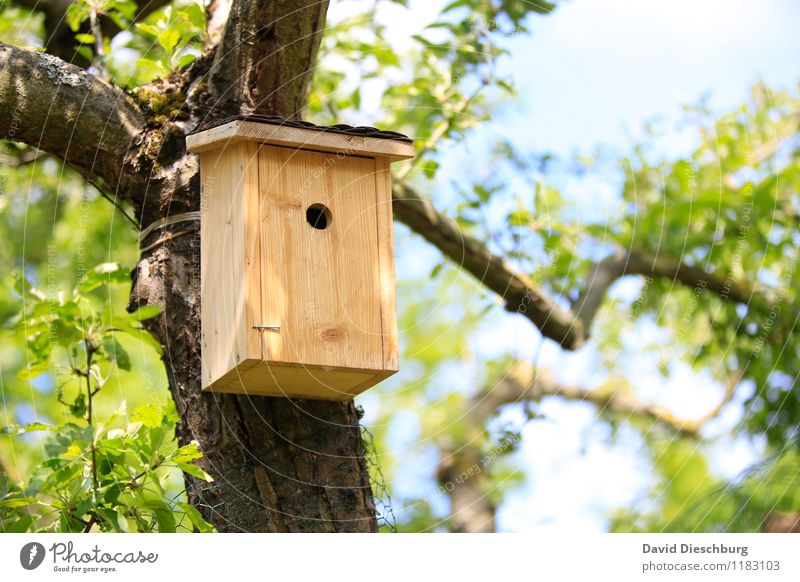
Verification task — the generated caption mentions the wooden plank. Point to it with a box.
[243,141,262,361]
[200,144,250,389]
[187,120,415,161]
[204,359,395,400]
[374,157,399,371]
[257,145,384,372]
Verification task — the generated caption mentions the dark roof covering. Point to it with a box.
[192,114,412,143]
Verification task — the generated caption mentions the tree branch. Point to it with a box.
[0,42,144,190]
[392,182,585,349]
[392,180,775,353]
[207,0,329,118]
[471,363,740,437]
[573,248,768,332]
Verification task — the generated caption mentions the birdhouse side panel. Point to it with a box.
[200,143,262,390]
[374,156,399,372]
[255,146,385,372]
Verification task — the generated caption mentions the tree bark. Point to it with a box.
[125,0,377,532]
[437,447,497,533]
[0,43,144,189]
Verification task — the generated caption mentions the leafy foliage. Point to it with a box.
[1,265,213,532]
[611,438,800,533]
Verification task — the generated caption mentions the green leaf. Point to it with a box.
[65,1,90,31]
[177,502,214,532]
[442,0,470,13]
[129,304,162,321]
[101,335,131,371]
[111,322,162,355]
[96,507,130,532]
[0,496,38,508]
[423,160,440,179]
[77,263,130,294]
[145,499,177,532]
[177,53,197,69]
[136,23,161,37]
[508,209,533,227]
[179,3,206,29]
[16,361,51,380]
[131,404,162,428]
[1,422,56,436]
[2,515,34,533]
[174,441,203,463]
[178,462,213,483]
[157,28,180,53]
[12,274,45,301]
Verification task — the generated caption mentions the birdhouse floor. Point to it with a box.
[203,358,396,400]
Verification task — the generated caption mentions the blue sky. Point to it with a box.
[330,0,800,532]
[499,0,800,155]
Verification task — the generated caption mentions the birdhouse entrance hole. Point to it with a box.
[306,203,331,230]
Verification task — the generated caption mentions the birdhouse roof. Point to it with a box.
[186,114,415,161]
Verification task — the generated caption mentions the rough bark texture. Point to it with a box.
[437,447,496,533]
[0,42,144,190]
[208,0,328,118]
[129,233,375,531]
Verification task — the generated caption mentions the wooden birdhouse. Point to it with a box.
[186,115,414,400]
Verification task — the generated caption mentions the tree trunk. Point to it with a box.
[437,447,497,533]
[127,0,378,532]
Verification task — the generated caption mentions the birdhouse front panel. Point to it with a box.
[187,116,413,400]
[257,145,385,371]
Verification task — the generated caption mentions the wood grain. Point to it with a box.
[256,145,384,371]
[200,144,247,388]
[200,137,404,399]
[374,157,399,371]
[206,359,395,400]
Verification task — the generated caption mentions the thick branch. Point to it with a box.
[0,42,144,189]
[393,182,585,349]
[573,248,768,331]
[392,181,775,353]
[207,0,329,118]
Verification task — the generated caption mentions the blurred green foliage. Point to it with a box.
[0,0,798,533]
